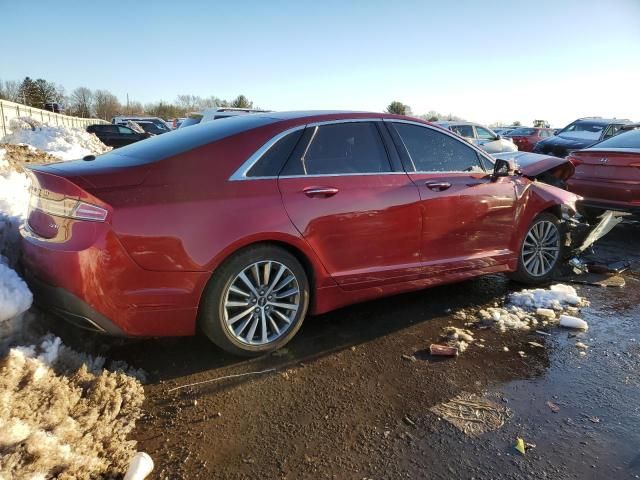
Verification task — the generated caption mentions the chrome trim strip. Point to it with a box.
[229,118,385,181]
[384,118,493,173]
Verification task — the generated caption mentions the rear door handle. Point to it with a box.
[425,181,451,192]
[303,186,339,198]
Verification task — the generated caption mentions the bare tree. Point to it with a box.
[70,87,94,117]
[94,89,121,120]
[1,80,21,102]
[176,94,201,112]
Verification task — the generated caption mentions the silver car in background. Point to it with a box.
[436,121,518,154]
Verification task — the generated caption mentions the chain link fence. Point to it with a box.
[0,100,108,137]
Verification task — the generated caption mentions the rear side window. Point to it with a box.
[393,123,484,173]
[450,125,474,138]
[282,122,391,176]
[246,129,304,177]
[591,128,640,149]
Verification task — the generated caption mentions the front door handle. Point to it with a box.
[303,186,339,198]
[425,181,451,192]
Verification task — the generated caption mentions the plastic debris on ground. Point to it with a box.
[429,392,512,437]
[124,452,155,480]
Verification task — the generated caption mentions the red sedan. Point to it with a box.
[22,111,579,356]
[567,127,640,216]
[505,127,555,152]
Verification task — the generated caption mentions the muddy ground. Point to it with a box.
[55,221,640,480]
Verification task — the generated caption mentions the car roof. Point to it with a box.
[228,110,432,125]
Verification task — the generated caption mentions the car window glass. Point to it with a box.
[602,124,623,139]
[559,121,605,139]
[118,126,135,134]
[592,128,640,149]
[451,125,474,138]
[394,123,484,173]
[247,129,304,177]
[475,126,496,140]
[284,122,391,176]
[510,128,536,136]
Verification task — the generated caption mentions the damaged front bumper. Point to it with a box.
[561,205,624,266]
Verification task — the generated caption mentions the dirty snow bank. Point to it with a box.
[0,335,145,479]
[2,117,111,160]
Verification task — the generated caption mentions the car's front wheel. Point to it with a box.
[199,245,309,356]
[509,212,563,284]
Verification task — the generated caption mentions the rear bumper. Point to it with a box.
[20,224,210,337]
[25,270,125,335]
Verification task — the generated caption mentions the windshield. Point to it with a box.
[508,128,535,136]
[558,121,605,140]
[138,122,164,134]
[590,128,640,149]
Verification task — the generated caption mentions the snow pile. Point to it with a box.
[0,148,31,267]
[0,335,145,479]
[0,260,32,324]
[453,284,588,334]
[1,117,111,161]
[507,284,583,310]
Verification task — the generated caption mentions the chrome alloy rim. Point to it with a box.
[522,221,560,277]
[223,261,300,345]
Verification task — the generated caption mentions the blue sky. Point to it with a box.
[2,0,639,126]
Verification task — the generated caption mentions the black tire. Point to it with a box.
[199,244,310,356]
[508,213,563,285]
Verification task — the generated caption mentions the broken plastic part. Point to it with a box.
[559,314,589,330]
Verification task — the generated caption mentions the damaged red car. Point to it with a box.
[21,111,580,356]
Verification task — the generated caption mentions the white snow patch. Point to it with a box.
[1,117,111,161]
[507,284,583,311]
[0,260,32,324]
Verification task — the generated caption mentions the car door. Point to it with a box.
[386,121,518,274]
[278,120,423,289]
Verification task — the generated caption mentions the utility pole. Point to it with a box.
[127,93,130,114]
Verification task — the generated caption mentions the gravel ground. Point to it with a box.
[56,220,640,480]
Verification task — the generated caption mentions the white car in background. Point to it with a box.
[179,108,269,128]
[436,121,518,154]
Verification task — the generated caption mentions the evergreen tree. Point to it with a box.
[386,101,407,115]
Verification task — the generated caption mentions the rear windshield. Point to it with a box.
[90,115,278,167]
[508,128,536,136]
[179,115,203,128]
[590,129,640,149]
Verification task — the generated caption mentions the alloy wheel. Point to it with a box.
[522,220,560,277]
[223,260,301,345]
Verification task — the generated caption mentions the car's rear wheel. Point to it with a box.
[199,245,309,356]
[509,213,562,284]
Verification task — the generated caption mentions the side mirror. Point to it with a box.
[492,158,517,179]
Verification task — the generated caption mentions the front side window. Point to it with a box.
[450,125,474,138]
[118,126,136,135]
[475,126,496,140]
[602,124,623,139]
[393,123,484,173]
[284,122,391,176]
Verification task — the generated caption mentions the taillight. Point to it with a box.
[29,194,108,222]
[567,155,582,167]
